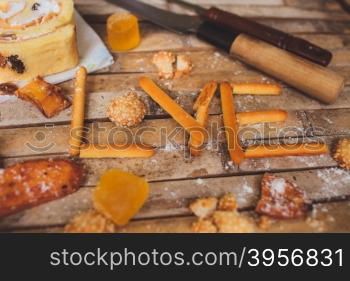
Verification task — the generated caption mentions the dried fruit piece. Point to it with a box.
[192,219,217,233]
[0,83,17,95]
[65,210,116,233]
[15,76,71,118]
[189,197,218,219]
[7,55,25,74]
[334,138,350,170]
[0,54,7,68]
[93,169,149,226]
[218,194,238,211]
[212,211,255,233]
[256,174,309,219]
[32,3,41,11]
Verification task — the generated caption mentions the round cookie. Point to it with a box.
[107,92,146,128]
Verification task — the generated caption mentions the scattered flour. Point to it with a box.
[160,143,179,152]
[317,168,350,187]
[270,178,286,194]
[322,116,333,124]
[196,178,204,185]
[39,182,50,193]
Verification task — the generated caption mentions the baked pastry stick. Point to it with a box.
[69,67,87,156]
[237,110,288,125]
[190,81,218,156]
[244,143,329,158]
[80,144,156,159]
[0,159,83,218]
[220,83,245,165]
[231,83,282,95]
[139,77,205,143]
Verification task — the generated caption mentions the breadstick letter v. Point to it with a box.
[139,77,205,143]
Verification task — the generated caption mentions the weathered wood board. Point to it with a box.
[0,0,350,233]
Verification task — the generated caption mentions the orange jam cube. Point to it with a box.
[107,13,141,51]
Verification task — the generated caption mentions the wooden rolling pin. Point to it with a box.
[197,23,345,104]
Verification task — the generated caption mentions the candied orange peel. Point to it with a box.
[15,76,71,118]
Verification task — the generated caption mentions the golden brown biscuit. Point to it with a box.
[152,51,176,79]
[212,211,256,233]
[65,210,116,233]
[192,219,217,233]
[218,194,238,211]
[256,174,309,219]
[0,159,84,218]
[107,92,146,128]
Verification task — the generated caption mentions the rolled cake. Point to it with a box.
[0,0,79,83]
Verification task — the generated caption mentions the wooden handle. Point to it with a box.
[197,23,344,104]
[230,34,344,104]
[204,7,333,66]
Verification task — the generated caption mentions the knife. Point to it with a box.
[107,0,344,104]
[168,0,332,67]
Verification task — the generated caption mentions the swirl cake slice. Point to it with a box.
[0,0,78,83]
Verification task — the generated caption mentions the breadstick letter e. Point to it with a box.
[221,83,245,165]
[231,83,282,96]
[190,81,218,156]
[244,143,329,158]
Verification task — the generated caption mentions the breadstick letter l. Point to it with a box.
[221,83,245,165]
[69,66,87,156]
[139,77,205,143]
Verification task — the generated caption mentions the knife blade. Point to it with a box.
[107,0,202,34]
[168,0,332,67]
[106,0,344,104]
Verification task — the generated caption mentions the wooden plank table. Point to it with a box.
[1,0,350,233]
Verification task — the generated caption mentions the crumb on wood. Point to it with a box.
[192,219,217,233]
[189,197,218,219]
[212,211,256,233]
[218,193,238,211]
[64,210,116,233]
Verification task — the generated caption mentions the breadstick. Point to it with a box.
[80,144,156,159]
[221,83,245,165]
[193,81,217,112]
[244,143,329,159]
[69,66,87,156]
[190,82,218,156]
[231,83,282,96]
[139,77,205,143]
[237,110,288,125]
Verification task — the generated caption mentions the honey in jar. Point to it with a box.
[107,13,141,51]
